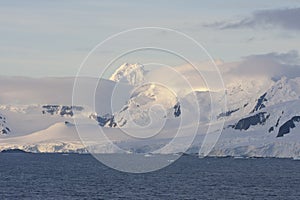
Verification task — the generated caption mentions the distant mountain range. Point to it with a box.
[1,63,300,158]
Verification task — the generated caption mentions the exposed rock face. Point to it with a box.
[218,108,239,119]
[268,126,274,133]
[251,92,267,113]
[90,113,117,128]
[268,114,283,133]
[174,103,181,117]
[0,114,10,135]
[277,116,300,137]
[233,112,270,131]
[42,105,84,117]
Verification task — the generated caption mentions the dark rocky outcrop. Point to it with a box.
[218,108,239,119]
[1,127,10,135]
[251,93,267,113]
[275,116,281,127]
[0,114,10,135]
[1,149,28,153]
[233,112,270,131]
[174,103,181,117]
[277,116,300,137]
[42,105,84,117]
[90,114,117,128]
[268,126,274,133]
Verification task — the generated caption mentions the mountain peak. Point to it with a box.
[109,63,146,86]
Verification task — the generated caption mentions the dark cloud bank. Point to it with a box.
[206,7,300,30]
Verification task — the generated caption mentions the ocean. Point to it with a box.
[0,153,299,199]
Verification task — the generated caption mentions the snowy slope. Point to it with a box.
[114,83,180,128]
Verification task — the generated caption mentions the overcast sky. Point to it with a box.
[1,0,300,77]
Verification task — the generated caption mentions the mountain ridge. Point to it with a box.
[0,63,300,157]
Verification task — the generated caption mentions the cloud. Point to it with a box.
[205,7,300,30]
[227,50,300,80]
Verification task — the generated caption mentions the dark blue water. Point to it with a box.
[0,154,300,200]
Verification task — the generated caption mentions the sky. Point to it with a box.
[1,0,300,77]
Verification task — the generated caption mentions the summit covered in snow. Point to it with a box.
[109,63,146,86]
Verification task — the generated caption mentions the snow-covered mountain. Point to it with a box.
[224,77,300,137]
[0,104,86,137]
[109,63,146,86]
[101,83,181,128]
[95,63,182,128]
[1,63,300,158]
